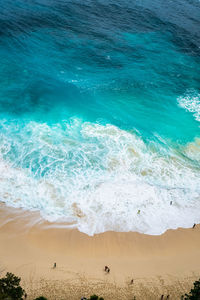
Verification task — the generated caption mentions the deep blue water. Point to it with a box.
[0,0,200,235]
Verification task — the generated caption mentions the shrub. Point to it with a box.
[0,272,25,300]
[183,278,200,299]
[89,295,104,300]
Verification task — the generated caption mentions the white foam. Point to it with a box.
[0,120,200,235]
[178,91,200,122]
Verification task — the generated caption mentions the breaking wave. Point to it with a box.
[0,119,200,235]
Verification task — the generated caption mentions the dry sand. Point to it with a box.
[0,203,200,300]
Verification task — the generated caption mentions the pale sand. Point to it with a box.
[0,203,200,300]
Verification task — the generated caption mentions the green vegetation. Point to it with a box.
[1,271,200,300]
[0,272,25,300]
[89,295,104,300]
[0,271,106,300]
[183,279,200,299]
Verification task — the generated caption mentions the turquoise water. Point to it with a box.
[0,0,200,235]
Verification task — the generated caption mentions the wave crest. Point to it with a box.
[178,91,200,122]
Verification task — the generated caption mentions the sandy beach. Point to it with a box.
[0,203,200,300]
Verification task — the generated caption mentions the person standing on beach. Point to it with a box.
[104,266,110,273]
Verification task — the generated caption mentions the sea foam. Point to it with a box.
[0,119,200,235]
[178,92,200,122]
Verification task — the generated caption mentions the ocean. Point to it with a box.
[0,0,200,235]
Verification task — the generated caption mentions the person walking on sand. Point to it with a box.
[166,295,170,299]
[130,279,134,284]
[104,265,110,273]
[160,295,164,300]
[53,262,56,268]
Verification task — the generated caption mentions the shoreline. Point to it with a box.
[0,203,200,299]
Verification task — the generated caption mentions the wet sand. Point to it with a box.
[0,203,200,299]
